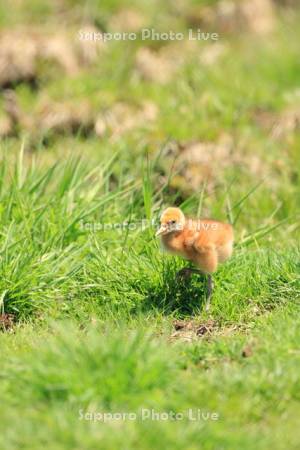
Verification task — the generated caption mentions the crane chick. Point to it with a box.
[156,207,234,310]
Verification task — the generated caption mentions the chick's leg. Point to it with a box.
[176,267,202,280]
[206,275,214,311]
[196,250,218,311]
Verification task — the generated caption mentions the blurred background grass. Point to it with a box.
[1,0,299,238]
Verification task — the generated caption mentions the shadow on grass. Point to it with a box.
[143,271,208,317]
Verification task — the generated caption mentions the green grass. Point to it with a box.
[0,152,297,320]
[0,150,299,449]
[1,306,300,449]
[1,1,300,448]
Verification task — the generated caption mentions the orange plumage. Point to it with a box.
[156,207,234,308]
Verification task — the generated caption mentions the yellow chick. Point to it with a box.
[156,207,234,310]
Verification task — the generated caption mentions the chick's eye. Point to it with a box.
[170,220,176,225]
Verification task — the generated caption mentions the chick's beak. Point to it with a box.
[155,224,166,236]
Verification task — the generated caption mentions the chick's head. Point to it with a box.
[156,207,185,236]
